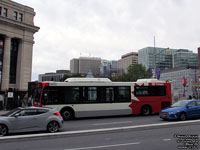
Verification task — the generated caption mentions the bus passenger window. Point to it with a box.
[117,87,130,102]
[88,87,97,102]
[72,87,79,102]
[64,87,79,104]
[106,87,114,102]
[135,86,166,96]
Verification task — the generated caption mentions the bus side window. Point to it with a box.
[72,87,79,103]
[64,87,80,104]
[88,87,97,101]
[82,87,98,103]
[116,86,130,102]
[106,87,114,102]
[135,86,166,97]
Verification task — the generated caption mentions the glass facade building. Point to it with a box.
[138,47,198,71]
[138,47,174,70]
[173,50,198,68]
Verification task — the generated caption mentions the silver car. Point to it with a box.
[0,107,63,136]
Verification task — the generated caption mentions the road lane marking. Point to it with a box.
[64,142,141,150]
[0,119,200,140]
[93,121,133,126]
[163,139,172,141]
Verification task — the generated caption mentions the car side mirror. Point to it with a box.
[14,113,20,117]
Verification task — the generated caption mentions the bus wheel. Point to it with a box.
[61,109,74,121]
[141,105,152,116]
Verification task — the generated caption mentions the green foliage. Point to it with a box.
[113,64,152,82]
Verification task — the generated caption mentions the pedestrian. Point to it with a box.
[188,95,192,100]
[22,93,28,107]
[4,92,8,110]
[28,95,33,107]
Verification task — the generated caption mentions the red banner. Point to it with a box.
[182,78,187,86]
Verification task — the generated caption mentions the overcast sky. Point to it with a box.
[13,0,200,80]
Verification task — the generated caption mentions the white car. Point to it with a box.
[0,107,63,136]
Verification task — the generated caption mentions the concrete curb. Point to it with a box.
[0,119,200,142]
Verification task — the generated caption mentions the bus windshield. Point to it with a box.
[28,82,43,103]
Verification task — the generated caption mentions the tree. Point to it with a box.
[113,64,152,82]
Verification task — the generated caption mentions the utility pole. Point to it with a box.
[153,36,170,80]
[154,36,157,79]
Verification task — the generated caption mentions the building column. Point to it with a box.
[1,36,11,91]
[16,39,33,91]
[16,39,24,90]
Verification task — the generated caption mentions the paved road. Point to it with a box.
[1,119,200,150]
[62,114,162,132]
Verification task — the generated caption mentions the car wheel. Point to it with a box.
[0,124,8,136]
[180,113,187,121]
[61,109,74,121]
[47,121,59,133]
[141,105,152,115]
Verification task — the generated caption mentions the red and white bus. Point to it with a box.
[28,78,172,120]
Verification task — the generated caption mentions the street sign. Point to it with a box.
[8,92,14,98]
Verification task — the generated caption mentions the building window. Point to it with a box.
[3,8,7,17]
[0,7,2,15]
[19,13,23,22]
[9,38,19,84]
[13,11,18,20]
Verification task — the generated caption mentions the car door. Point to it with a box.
[186,101,198,118]
[14,109,39,132]
[35,109,49,129]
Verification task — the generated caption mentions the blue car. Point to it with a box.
[160,100,200,121]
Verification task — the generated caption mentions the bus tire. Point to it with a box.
[61,108,74,121]
[141,105,152,116]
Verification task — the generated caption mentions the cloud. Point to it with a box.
[13,0,200,80]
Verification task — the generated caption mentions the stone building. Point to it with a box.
[70,57,101,76]
[118,52,138,74]
[0,0,39,93]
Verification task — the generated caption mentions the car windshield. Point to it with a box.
[171,100,189,107]
[1,108,21,116]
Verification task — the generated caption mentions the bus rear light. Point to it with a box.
[54,112,61,116]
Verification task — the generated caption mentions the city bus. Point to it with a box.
[28,78,172,120]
